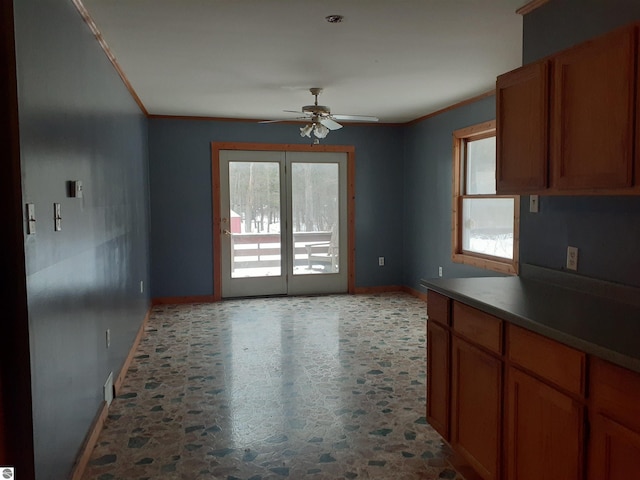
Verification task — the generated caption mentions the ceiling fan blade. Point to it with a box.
[259,119,286,124]
[332,114,379,122]
[320,117,343,130]
[283,110,312,116]
[259,116,311,124]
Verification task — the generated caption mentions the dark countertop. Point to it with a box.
[420,274,640,374]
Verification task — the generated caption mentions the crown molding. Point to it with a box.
[71,0,148,116]
[516,0,550,16]
[406,90,496,125]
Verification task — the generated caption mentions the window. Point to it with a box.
[452,120,519,274]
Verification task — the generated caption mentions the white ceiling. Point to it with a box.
[82,0,525,123]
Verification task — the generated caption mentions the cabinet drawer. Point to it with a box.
[453,302,502,355]
[427,290,451,326]
[508,325,585,397]
[590,357,640,433]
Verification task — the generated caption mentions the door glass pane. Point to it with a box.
[291,162,339,275]
[465,136,497,195]
[228,161,281,278]
[462,198,514,259]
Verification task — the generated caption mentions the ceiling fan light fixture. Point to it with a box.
[300,123,313,138]
[313,122,329,138]
[262,88,376,142]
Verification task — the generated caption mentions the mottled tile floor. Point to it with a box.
[83,293,465,480]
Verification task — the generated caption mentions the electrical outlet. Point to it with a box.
[438,266,443,277]
[378,257,385,267]
[566,246,578,271]
[106,329,111,349]
[529,195,539,213]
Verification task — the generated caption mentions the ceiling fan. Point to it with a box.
[260,88,379,143]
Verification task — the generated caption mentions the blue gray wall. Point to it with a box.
[148,119,405,296]
[13,0,150,478]
[518,0,640,287]
[402,96,504,290]
[146,1,640,296]
[523,0,640,64]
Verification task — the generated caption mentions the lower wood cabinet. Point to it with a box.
[427,320,450,440]
[505,366,584,480]
[588,358,640,479]
[425,293,640,480]
[426,291,451,440]
[589,413,640,480]
[451,336,502,480]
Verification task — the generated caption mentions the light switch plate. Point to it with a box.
[529,195,539,213]
[54,203,62,231]
[26,203,36,234]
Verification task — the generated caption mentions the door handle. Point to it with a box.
[223,229,232,236]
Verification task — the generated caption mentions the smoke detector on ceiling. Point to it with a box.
[325,15,344,24]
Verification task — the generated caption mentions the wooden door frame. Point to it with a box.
[1,0,36,476]
[211,142,356,301]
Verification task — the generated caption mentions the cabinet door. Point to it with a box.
[506,366,584,480]
[551,27,635,190]
[451,337,501,480]
[427,320,450,440]
[589,358,640,479]
[496,61,549,193]
[589,413,640,480]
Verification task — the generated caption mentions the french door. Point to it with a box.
[217,149,348,298]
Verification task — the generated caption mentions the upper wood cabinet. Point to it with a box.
[496,24,639,194]
[496,61,549,193]
[551,26,636,190]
